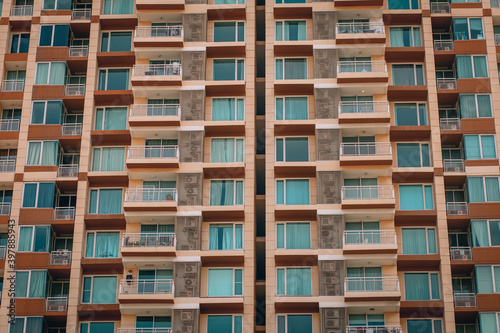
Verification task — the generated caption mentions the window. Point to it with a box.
[349,314,385,328]
[103,0,133,14]
[211,138,244,163]
[10,33,29,53]
[8,317,43,333]
[390,27,421,47]
[95,107,127,130]
[276,0,306,3]
[392,64,424,85]
[43,0,71,10]
[85,232,120,258]
[456,324,476,333]
[98,69,130,90]
[475,266,500,293]
[404,273,440,300]
[276,267,312,295]
[22,183,55,208]
[82,276,117,303]
[26,141,59,166]
[214,22,245,42]
[209,224,243,250]
[343,178,377,199]
[80,323,115,333]
[276,21,306,41]
[407,319,443,333]
[39,25,70,46]
[464,135,496,160]
[212,98,244,121]
[346,267,382,291]
[460,94,492,118]
[276,137,308,162]
[208,268,243,296]
[276,315,313,333]
[399,184,434,210]
[31,101,63,124]
[276,58,307,79]
[101,31,132,52]
[213,59,245,81]
[345,221,381,244]
[388,0,419,9]
[276,179,310,205]
[35,62,66,85]
[467,177,500,203]
[402,228,437,254]
[453,18,483,40]
[340,96,375,113]
[338,57,372,73]
[276,222,310,249]
[478,313,500,333]
[276,97,308,120]
[18,226,51,252]
[15,270,47,298]
[471,220,500,247]
[92,147,125,171]
[210,180,244,206]
[88,188,123,214]
[396,143,431,167]
[394,103,427,125]
[136,316,171,330]
[207,316,243,333]
[456,55,488,78]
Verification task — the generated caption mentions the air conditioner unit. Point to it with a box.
[62,259,69,265]
[74,91,81,96]
[454,167,461,172]
[441,9,447,13]
[58,305,65,311]
[181,311,192,321]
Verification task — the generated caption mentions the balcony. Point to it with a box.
[126,146,179,169]
[68,46,89,58]
[0,119,20,132]
[46,297,68,312]
[344,277,400,300]
[446,202,468,216]
[130,104,180,117]
[53,207,76,220]
[338,101,390,123]
[65,84,85,96]
[430,2,451,13]
[336,22,384,35]
[118,330,172,333]
[124,188,178,212]
[496,34,500,46]
[11,5,32,16]
[0,160,15,173]
[337,61,388,84]
[58,164,79,177]
[437,78,457,90]
[0,245,6,259]
[61,123,82,136]
[120,279,174,294]
[0,202,11,215]
[71,8,91,20]
[454,293,476,307]
[443,159,464,172]
[132,64,182,82]
[440,118,460,131]
[434,39,453,51]
[346,326,402,333]
[343,230,397,246]
[123,233,175,248]
[135,26,183,38]
[342,186,394,200]
[450,247,472,261]
[50,250,72,265]
[2,80,24,92]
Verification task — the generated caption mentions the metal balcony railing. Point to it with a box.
[120,279,174,294]
[0,160,15,172]
[2,80,24,92]
[0,202,11,215]
[443,159,464,172]
[125,188,177,202]
[130,104,180,117]
[437,78,457,90]
[65,84,85,96]
[11,5,32,16]
[68,45,89,57]
[434,39,454,51]
[118,329,172,333]
[343,230,397,245]
[0,246,6,259]
[0,119,20,131]
[62,123,82,136]
[46,297,68,312]
[430,2,451,13]
[53,207,76,220]
[446,202,468,215]
[122,233,176,247]
[454,293,476,307]
[58,164,79,177]
[135,26,183,38]
[344,277,399,292]
[346,326,402,333]
[71,8,91,20]
[440,118,461,131]
[339,101,389,114]
[132,64,182,77]
[128,146,179,159]
[450,247,473,261]
[338,61,387,73]
[340,143,392,156]
[336,22,385,34]
[341,186,394,200]
[50,250,72,265]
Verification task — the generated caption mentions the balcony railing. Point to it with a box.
[46,297,68,312]
[132,64,182,77]
[2,80,24,92]
[0,202,11,215]
[339,101,389,114]
[437,78,457,90]
[135,26,183,38]
[120,279,174,294]
[450,247,472,261]
[430,2,451,13]
[443,159,464,172]
[446,202,468,215]
[50,250,72,265]
[0,246,6,259]
[343,230,397,245]
[0,160,15,172]
[128,146,179,159]
[71,8,91,20]
[440,118,461,131]
[11,5,32,16]
[340,143,392,156]
[492,0,500,8]
[344,277,399,292]
[0,119,20,131]
[123,233,175,247]
[125,188,177,202]
[346,326,402,333]
[62,123,82,136]
[454,293,476,307]
[54,207,76,220]
[130,104,180,117]
[338,61,387,73]
[65,84,85,96]
[68,45,89,57]
[341,186,394,200]
[336,22,385,34]
[434,39,454,51]
[58,164,79,177]
[118,329,172,333]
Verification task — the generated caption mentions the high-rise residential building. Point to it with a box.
[0,0,499,332]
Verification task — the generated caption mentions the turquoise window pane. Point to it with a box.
[237,22,245,41]
[86,233,94,257]
[209,225,233,250]
[207,316,232,333]
[92,276,117,304]
[33,226,50,252]
[213,59,236,80]
[475,266,494,293]
[80,323,89,333]
[275,98,284,120]
[481,135,496,159]
[427,229,437,254]
[94,232,119,258]
[490,221,500,246]
[485,177,500,201]
[389,0,410,9]
[98,189,122,214]
[286,268,311,295]
[453,18,469,40]
[430,273,440,299]
[287,315,313,333]
[473,56,488,77]
[22,184,37,207]
[276,59,283,79]
[235,225,243,249]
[213,98,236,121]
[208,269,233,296]
[15,271,29,297]
[53,25,70,46]
[404,273,430,300]
[29,271,47,298]
[35,63,49,85]
[470,18,483,39]
[395,103,422,126]
[284,97,308,120]
[101,33,109,52]
[89,190,98,213]
[106,69,129,90]
[471,220,489,247]
[103,107,127,130]
[95,108,103,130]
[286,223,310,249]
[478,313,496,333]
[402,228,427,254]
[276,22,283,41]
[235,181,244,205]
[18,227,33,251]
[276,180,284,204]
[234,269,242,295]
[467,177,485,202]
[397,143,421,167]
[285,138,308,161]
[236,99,244,120]
[276,224,285,249]
[277,268,285,295]
[234,316,242,333]
[424,185,433,209]
[39,26,53,46]
[37,183,55,208]
[399,185,424,210]
[284,58,307,79]
[82,277,91,303]
[457,56,473,78]
[109,32,132,52]
[494,266,500,292]
[90,323,115,333]
[285,179,309,205]
[237,60,244,80]
[477,95,492,117]
[464,135,481,160]
[31,102,45,124]
[45,101,62,125]
[276,138,284,161]
[407,320,432,333]
[214,22,237,42]
[422,144,430,166]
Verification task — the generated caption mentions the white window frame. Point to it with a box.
[402,227,437,254]
[100,31,133,52]
[457,55,488,78]
[394,102,427,125]
[212,59,245,81]
[210,138,245,163]
[275,96,309,120]
[275,137,309,162]
[17,225,51,252]
[207,268,243,296]
[406,319,443,332]
[14,270,47,298]
[22,183,51,208]
[472,220,500,247]
[213,21,245,42]
[79,322,116,333]
[26,141,59,166]
[85,231,120,258]
[276,267,312,296]
[208,223,244,250]
[35,62,67,85]
[275,20,307,41]
[399,184,434,210]
[389,26,421,47]
[469,177,500,203]
[276,179,310,205]
[39,25,68,47]
[211,97,245,121]
[209,179,244,206]
[392,63,424,85]
[276,314,313,333]
[275,57,308,80]
[460,94,492,118]
[91,146,125,171]
[10,33,29,54]
[94,106,128,130]
[31,101,64,125]
[456,18,484,40]
[396,142,431,167]
[404,272,441,301]
[276,222,311,249]
[88,188,124,214]
[207,315,243,331]
[8,317,47,333]
[98,68,130,90]
[81,275,118,304]
[464,134,497,159]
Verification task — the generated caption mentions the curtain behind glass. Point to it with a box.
[457,56,473,78]
[479,314,496,333]
[211,138,235,163]
[18,227,33,251]
[477,95,492,117]
[404,273,430,300]
[402,228,427,254]
[98,189,122,214]
[285,179,309,204]
[25,317,43,333]
[464,135,480,159]
[27,142,41,165]
[41,141,57,165]
[284,59,307,79]
[471,220,489,247]
[37,183,55,208]
[35,63,49,84]
[485,177,500,201]
[22,183,37,207]
[113,0,133,14]
[467,177,485,202]
[286,268,311,295]
[392,64,415,85]
[473,56,488,77]
[208,269,233,296]
[92,276,117,304]
[285,97,308,120]
[460,95,477,118]
[100,147,125,171]
[95,232,119,258]
[49,62,66,85]
[286,223,310,249]
[207,316,232,332]
[399,185,424,210]
[104,107,127,130]
[29,271,47,298]
[212,98,235,121]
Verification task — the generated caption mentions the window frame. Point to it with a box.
[276,267,312,296]
[18,225,51,252]
[213,21,245,42]
[453,17,484,40]
[10,33,30,54]
[208,223,244,250]
[389,26,421,47]
[207,268,243,297]
[212,58,245,81]
[94,106,128,130]
[399,184,434,210]
[275,20,307,41]
[391,63,424,86]
[275,178,310,205]
[404,272,441,301]
[207,315,243,333]
[81,275,118,304]
[406,319,443,333]
[275,57,308,80]
[396,142,431,167]
[456,55,488,78]
[276,222,311,249]
[35,62,67,85]
[85,231,120,258]
[275,96,309,120]
[22,182,55,208]
[100,31,133,52]
[463,134,497,160]
[211,97,245,121]
[88,188,124,214]
[26,141,60,166]
[209,179,245,206]
[31,100,64,125]
[459,94,492,118]
[471,219,500,247]
[91,146,126,171]
[102,0,134,15]
[276,314,313,333]
[275,137,309,162]
[14,270,48,298]
[467,177,500,203]
[210,137,245,163]
[38,25,70,47]
[394,102,427,126]
[98,68,130,91]
[401,227,438,254]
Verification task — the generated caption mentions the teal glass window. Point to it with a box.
[275,97,308,120]
[276,315,313,333]
[98,69,129,90]
[459,94,492,118]
[94,107,127,130]
[43,0,71,10]
[276,267,312,295]
[85,232,120,258]
[275,58,307,79]
[213,59,245,81]
[456,55,488,78]
[396,143,430,167]
[211,138,244,163]
[407,319,443,333]
[348,314,385,327]
[26,141,59,166]
[208,269,243,296]
[31,101,63,125]
[39,25,70,46]
[136,316,171,330]
[404,273,440,300]
[207,315,243,333]
[467,177,500,203]
[212,98,245,121]
[478,314,497,333]
[103,0,133,14]
[346,267,383,291]
[453,18,483,40]
[92,147,126,171]
[388,0,419,9]
[464,135,496,160]
[18,226,51,252]
[81,276,117,304]
[11,33,30,53]
[22,183,55,208]
[392,64,424,85]
[210,180,244,206]
[88,188,123,214]
[101,32,132,52]
[402,228,437,254]
[15,270,47,298]
[345,221,381,244]
[471,220,500,247]
[35,62,66,85]
[9,317,44,333]
[214,22,245,42]
[276,222,311,249]
[275,21,306,41]
[209,224,243,250]
[276,137,308,162]
[394,103,427,125]
[390,27,421,47]
[399,184,434,210]
[276,179,310,205]
[80,322,115,333]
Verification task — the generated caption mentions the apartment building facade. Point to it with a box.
[0,0,498,332]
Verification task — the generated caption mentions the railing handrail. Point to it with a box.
[339,101,389,114]
[337,60,386,65]
[119,278,174,294]
[122,232,176,247]
[341,185,394,200]
[440,117,460,123]
[123,232,175,236]
[430,2,451,11]
[0,159,15,165]
[2,79,25,91]
[450,246,471,251]
[127,145,180,159]
[336,22,385,34]
[11,5,33,16]
[437,77,457,83]
[130,104,181,117]
[65,83,85,88]
[132,64,182,77]
[69,45,88,50]
[446,201,468,207]
[0,245,6,259]
[343,230,397,245]
[344,276,400,292]
[125,188,178,202]
[346,326,402,333]
[117,329,172,333]
[453,292,475,298]
[135,25,183,37]
[46,296,69,301]
[337,61,387,73]
[340,142,392,156]
[62,123,83,129]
